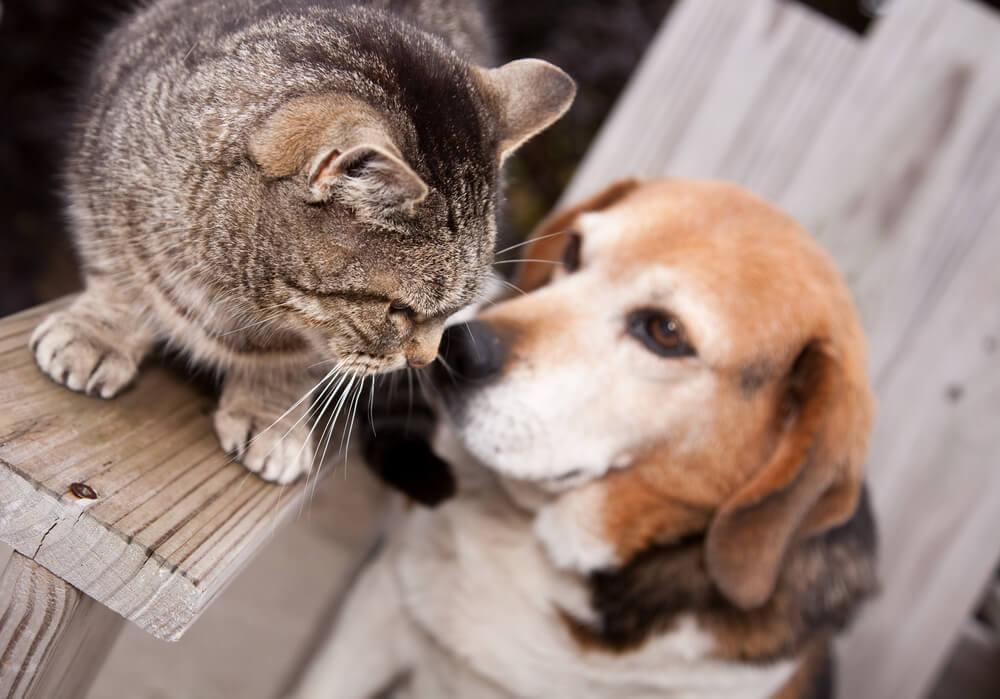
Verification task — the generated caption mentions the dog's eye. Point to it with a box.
[561,232,582,273]
[627,310,695,358]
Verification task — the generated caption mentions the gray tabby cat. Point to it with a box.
[31,0,574,483]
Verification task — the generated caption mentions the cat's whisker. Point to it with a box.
[493,229,568,257]
[260,367,347,473]
[339,377,367,483]
[494,276,528,296]
[338,377,363,459]
[413,365,436,402]
[325,373,359,459]
[308,357,343,370]
[246,363,343,448]
[461,321,481,358]
[300,364,357,516]
[435,353,459,387]
[246,366,350,507]
[220,366,339,474]
[229,462,259,504]
[367,374,377,437]
[385,368,397,406]
[325,376,360,487]
[492,258,564,266]
[293,370,350,468]
[300,360,361,512]
[300,407,341,517]
[406,367,415,431]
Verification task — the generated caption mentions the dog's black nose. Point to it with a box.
[436,320,506,384]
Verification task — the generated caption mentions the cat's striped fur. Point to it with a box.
[31,0,575,482]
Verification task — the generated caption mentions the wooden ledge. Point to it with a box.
[0,299,312,641]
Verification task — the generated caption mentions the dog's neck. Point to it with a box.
[432,425,876,664]
[564,492,878,663]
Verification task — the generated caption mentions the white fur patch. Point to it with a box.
[322,444,802,699]
[534,487,618,573]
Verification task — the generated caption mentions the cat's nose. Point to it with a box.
[435,320,506,384]
[406,320,445,369]
[406,354,433,369]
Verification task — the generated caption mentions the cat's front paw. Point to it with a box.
[31,311,139,399]
[214,403,315,484]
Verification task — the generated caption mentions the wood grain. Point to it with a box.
[564,1,1000,697]
[0,299,330,641]
[0,548,123,699]
[85,466,386,699]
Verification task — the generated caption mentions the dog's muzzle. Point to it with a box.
[433,320,506,394]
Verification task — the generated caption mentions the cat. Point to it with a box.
[30,0,575,484]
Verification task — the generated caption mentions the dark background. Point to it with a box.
[0,0,675,318]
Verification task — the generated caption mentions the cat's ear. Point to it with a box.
[248,93,428,213]
[476,59,576,161]
[306,144,429,213]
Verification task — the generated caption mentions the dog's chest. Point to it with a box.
[389,485,797,699]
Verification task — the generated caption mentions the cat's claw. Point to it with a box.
[30,311,139,399]
[214,405,314,484]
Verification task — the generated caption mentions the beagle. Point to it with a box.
[299,179,878,699]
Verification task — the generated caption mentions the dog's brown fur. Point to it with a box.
[515,179,873,598]
[504,179,878,697]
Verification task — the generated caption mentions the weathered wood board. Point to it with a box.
[85,464,386,699]
[0,546,123,699]
[565,1,1000,697]
[0,300,330,641]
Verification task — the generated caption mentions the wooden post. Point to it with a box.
[0,549,123,699]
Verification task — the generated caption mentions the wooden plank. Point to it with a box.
[86,462,385,699]
[0,550,123,699]
[562,1,1000,698]
[0,299,340,641]
[836,158,1000,698]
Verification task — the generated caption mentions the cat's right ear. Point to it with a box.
[475,59,577,161]
[306,145,429,212]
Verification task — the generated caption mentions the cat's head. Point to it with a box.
[247,51,574,375]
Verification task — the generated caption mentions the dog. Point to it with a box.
[297,179,878,699]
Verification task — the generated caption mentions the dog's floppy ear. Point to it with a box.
[512,179,641,292]
[706,339,873,610]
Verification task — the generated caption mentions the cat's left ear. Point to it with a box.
[306,144,429,212]
[248,93,428,214]
[475,59,577,161]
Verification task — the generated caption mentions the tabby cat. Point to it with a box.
[31,0,575,483]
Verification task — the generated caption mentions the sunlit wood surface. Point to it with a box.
[0,300,309,641]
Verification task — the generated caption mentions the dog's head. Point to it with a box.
[433,179,874,610]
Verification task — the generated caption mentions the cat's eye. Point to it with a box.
[626,309,695,358]
[389,300,414,317]
[561,232,582,273]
